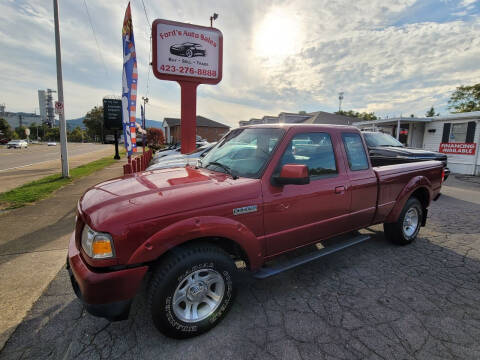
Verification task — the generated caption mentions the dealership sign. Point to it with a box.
[439,142,477,155]
[151,19,223,154]
[152,19,222,84]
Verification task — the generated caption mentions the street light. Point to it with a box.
[141,96,149,153]
[338,92,344,112]
[210,13,218,27]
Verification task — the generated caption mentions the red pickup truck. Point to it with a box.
[67,124,443,338]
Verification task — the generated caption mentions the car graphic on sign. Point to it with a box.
[169,42,206,58]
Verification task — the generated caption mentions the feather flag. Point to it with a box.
[122,2,138,155]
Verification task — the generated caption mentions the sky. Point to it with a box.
[0,0,479,128]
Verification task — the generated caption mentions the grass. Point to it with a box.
[0,153,124,209]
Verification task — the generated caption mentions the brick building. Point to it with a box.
[163,116,230,144]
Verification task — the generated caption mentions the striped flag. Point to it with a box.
[121,2,137,156]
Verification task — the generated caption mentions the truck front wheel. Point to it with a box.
[384,197,423,245]
[148,244,236,338]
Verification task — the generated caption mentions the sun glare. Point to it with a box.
[253,8,304,61]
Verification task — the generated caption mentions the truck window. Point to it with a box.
[277,132,337,179]
[342,133,369,171]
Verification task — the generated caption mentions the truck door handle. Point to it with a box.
[335,186,345,194]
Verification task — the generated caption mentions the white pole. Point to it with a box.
[53,0,69,177]
[397,117,401,140]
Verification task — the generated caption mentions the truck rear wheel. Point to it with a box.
[148,244,236,338]
[384,197,423,245]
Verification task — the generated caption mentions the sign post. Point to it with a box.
[152,19,223,154]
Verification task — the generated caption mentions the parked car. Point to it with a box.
[47,142,57,146]
[153,141,210,160]
[169,42,206,58]
[0,138,10,145]
[147,143,216,171]
[7,140,28,149]
[68,124,443,339]
[362,131,450,180]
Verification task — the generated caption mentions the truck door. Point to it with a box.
[262,131,352,256]
[340,132,377,228]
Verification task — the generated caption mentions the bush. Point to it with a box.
[147,128,165,151]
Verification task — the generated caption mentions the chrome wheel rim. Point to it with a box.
[172,269,225,323]
[403,207,419,237]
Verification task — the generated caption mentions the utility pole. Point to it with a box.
[338,92,344,112]
[53,0,69,177]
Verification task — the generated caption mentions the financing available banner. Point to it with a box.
[439,142,477,155]
[121,2,138,156]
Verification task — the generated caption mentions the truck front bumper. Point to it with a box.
[67,233,148,321]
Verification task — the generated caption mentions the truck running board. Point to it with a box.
[253,234,371,279]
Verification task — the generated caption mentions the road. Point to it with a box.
[0,143,115,193]
[0,143,112,171]
[0,175,479,359]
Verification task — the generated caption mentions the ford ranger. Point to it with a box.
[67,124,443,338]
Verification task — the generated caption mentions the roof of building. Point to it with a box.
[303,111,363,125]
[164,116,230,128]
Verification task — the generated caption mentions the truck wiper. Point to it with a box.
[205,161,238,179]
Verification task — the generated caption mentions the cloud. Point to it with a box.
[0,0,479,128]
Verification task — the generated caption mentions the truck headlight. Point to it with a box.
[81,225,115,259]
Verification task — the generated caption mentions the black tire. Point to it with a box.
[384,197,423,245]
[148,244,236,338]
[186,49,193,58]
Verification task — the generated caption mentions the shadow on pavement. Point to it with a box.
[1,226,480,360]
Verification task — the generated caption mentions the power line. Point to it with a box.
[136,0,152,98]
[140,0,152,30]
[83,0,109,80]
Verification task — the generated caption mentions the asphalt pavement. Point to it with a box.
[0,175,479,359]
[0,143,115,193]
[0,143,112,171]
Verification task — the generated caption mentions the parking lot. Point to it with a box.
[1,178,480,360]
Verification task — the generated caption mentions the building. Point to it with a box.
[0,104,42,129]
[356,112,480,175]
[163,115,230,144]
[423,112,479,175]
[355,116,430,148]
[38,90,47,123]
[239,111,363,127]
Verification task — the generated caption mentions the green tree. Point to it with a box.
[0,118,13,139]
[45,127,60,141]
[68,127,85,142]
[425,106,436,117]
[448,83,480,113]
[15,126,27,139]
[83,106,104,142]
[335,110,377,121]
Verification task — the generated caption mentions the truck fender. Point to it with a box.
[385,176,432,224]
[127,216,264,270]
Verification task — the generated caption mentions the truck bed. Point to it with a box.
[373,160,443,224]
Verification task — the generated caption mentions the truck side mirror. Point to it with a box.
[274,164,310,185]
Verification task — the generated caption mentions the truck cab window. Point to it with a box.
[277,132,337,179]
[342,133,369,171]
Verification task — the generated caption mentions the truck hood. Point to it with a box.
[79,166,260,230]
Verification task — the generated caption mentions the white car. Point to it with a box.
[7,140,28,149]
[148,144,215,171]
[47,142,57,146]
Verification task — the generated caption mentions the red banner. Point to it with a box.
[439,142,477,155]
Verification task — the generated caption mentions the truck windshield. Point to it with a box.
[364,132,404,147]
[200,128,284,178]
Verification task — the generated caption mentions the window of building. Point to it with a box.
[277,132,337,179]
[450,123,468,143]
[342,133,369,171]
